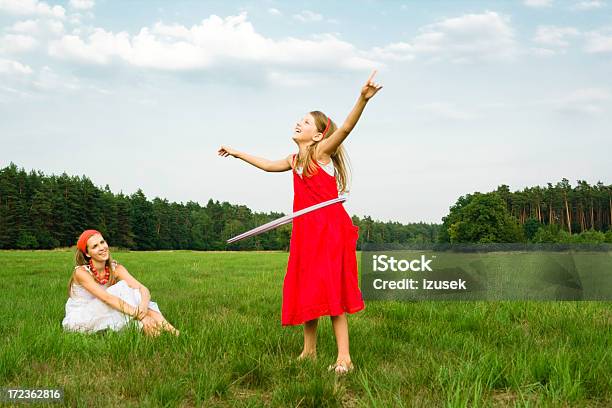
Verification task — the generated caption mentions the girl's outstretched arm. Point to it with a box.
[319,70,383,157]
[218,146,293,172]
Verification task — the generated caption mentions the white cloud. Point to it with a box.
[272,34,376,69]
[69,0,94,10]
[572,0,605,10]
[10,19,38,32]
[68,10,94,25]
[0,58,33,75]
[584,28,612,53]
[524,0,553,7]
[0,62,87,96]
[31,65,80,91]
[370,42,415,61]
[0,0,65,18]
[128,28,211,70]
[268,8,281,16]
[49,28,131,65]
[151,22,191,38]
[534,26,579,47]
[0,34,38,53]
[416,12,516,59]
[293,10,323,23]
[9,18,64,36]
[373,11,517,63]
[47,13,379,72]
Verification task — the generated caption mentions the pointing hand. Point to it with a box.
[361,70,383,101]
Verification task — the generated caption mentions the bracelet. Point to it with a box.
[133,308,144,320]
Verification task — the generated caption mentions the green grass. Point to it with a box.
[0,250,610,407]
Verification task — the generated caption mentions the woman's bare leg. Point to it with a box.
[299,318,318,360]
[330,314,352,370]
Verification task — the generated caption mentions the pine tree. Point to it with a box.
[130,189,157,250]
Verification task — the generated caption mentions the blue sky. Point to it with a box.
[1,0,611,223]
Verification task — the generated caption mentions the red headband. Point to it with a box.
[77,229,101,254]
[322,117,331,138]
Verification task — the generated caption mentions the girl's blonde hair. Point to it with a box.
[67,246,118,297]
[294,110,351,193]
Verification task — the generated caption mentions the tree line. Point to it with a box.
[0,163,439,250]
[439,178,612,243]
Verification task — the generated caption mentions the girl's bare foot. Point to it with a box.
[328,358,354,375]
[143,323,161,337]
[297,350,317,361]
[160,320,180,336]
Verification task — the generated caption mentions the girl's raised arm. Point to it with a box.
[319,70,383,157]
[218,146,293,172]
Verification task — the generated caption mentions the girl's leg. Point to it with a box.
[330,313,352,369]
[299,318,318,359]
[146,309,180,336]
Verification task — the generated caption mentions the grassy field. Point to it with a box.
[0,250,610,407]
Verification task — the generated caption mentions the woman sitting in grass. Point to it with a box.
[62,229,179,336]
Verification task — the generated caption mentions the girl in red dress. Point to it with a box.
[218,70,382,374]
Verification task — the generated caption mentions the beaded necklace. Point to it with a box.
[88,259,110,285]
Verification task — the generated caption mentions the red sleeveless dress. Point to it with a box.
[282,155,365,326]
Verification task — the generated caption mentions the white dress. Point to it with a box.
[62,264,161,333]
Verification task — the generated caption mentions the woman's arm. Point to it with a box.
[114,264,151,316]
[319,70,383,157]
[218,146,293,172]
[74,267,147,320]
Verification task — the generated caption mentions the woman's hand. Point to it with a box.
[218,145,239,158]
[135,304,148,321]
[360,70,383,101]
